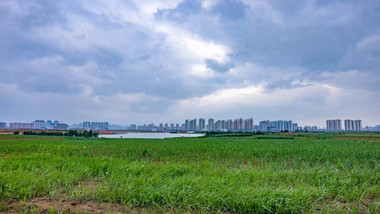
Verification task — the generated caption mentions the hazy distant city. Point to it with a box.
[1,118,378,132]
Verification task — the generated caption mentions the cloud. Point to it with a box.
[0,0,379,126]
[357,34,380,56]
[211,0,248,21]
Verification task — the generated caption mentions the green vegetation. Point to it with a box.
[22,130,98,137]
[0,135,379,213]
[205,131,265,137]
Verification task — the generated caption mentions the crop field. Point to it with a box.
[0,134,379,213]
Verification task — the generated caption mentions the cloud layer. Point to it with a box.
[0,0,379,127]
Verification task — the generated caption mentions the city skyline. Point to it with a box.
[0,1,379,127]
[0,118,373,131]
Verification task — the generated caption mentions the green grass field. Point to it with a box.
[0,134,379,213]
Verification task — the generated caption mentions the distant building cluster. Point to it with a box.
[128,118,306,132]
[130,118,256,132]
[127,118,367,133]
[0,120,69,130]
[0,118,369,132]
[326,119,362,131]
[0,122,7,130]
[184,118,255,131]
[259,120,298,132]
[82,121,109,130]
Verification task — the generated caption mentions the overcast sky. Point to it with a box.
[0,0,379,127]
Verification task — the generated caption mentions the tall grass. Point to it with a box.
[0,135,379,213]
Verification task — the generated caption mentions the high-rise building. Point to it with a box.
[0,122,7,129]
[234,118,244,131]
[33,120,45,129]
[259,120,270,132]
[221,120,226,130]
[215,120,222,131]
[244,118,254,131]
[83,121,109,130]
[129,124,137,130]
[9,123,33,129]
[354,120,362,131]
[185,120,189,131]
[138,124,158,131]
[198,118,205,131]
[344,119,354,131]
[345,119,362,131]
[189,119,197,131]
[326,119,341,131]
[208,118,215,131]
[83,121,91,129]
[226,119,233,130]
[292,123,298,131]
[92,122,109,130]
[270,120,293,131]
[46,120,52,128]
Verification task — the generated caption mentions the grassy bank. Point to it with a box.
[0,135,379,213]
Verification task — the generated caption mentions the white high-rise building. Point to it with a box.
[259,120,270,132]
[326,119,342,131]
[33,120,45,129]
[345,119,362,131]
[344,119,354,131]
[354,120,362,131]
[10,123,33,129]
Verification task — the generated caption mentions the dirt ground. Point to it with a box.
[0,181,149,214]
[1,197,133,214]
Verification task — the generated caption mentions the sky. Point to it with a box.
[0,0,379,127]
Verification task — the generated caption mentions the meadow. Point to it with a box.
[0,134,379,213]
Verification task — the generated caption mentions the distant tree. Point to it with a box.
[13,130,20,135]
[83,130,89,137]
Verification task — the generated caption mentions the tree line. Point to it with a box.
[15,130,98,137]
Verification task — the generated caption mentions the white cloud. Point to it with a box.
[155,23,231,64]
